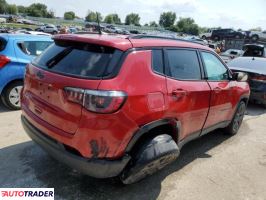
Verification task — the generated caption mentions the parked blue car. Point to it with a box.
[0,34,53,110]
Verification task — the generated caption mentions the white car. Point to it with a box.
[184,36,208,45]
[37,25,58,34]
[220,49,243,63]
[199,29,213,40]
[14,30,51,36]
[249,31,266,41]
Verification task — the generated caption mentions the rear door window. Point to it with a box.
[33,40,123,79]
[152,49,164,74]
[166,49,201,80]
[18,41,53,56]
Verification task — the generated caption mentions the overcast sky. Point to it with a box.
[7,0,266,30]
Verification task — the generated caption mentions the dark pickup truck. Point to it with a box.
[211,29,246,41]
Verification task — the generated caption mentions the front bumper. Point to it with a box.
[21,115,131,178]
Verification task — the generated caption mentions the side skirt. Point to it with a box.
[178,120,230,149]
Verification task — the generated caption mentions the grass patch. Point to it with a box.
[0,23,38,30]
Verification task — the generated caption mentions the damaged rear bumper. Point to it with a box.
[21,115,131,178]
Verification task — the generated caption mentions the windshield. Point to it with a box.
[243,46,264,57]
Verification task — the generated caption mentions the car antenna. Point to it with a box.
[96,12,102,35]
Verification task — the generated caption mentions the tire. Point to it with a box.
[251,35,259,41]
[1,81,23,110]
[120,134,179,184]
[202,35,207,40]
[53,31,57,35]
[224,101,246,135]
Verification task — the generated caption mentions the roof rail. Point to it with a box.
[128,34,205,46]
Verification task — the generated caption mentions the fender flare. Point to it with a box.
[125,118,181,153]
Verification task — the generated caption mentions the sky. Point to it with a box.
[7,0,266,30]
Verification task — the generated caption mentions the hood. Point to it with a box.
[228,57,266,75]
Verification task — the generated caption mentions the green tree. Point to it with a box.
[125,13,140,26]
[149,21,158,27]
[85,11,102,22]
[199,27,208,34]
[17,5,27,14]
[64,11,75,20]
[6,4,17,15]
[175,17,199,35]
[104,14,121,24]
[159,12,176,28]
[46,9,55,18]
[0,0,7,14]
[27,3,48,17]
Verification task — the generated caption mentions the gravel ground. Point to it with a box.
[0,103,266,200]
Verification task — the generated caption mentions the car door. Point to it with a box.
[164,48,211,140]
[200,51,235,132]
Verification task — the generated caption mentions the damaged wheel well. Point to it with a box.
[125,119,179,156]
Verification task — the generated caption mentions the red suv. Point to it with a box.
[21,34,250,184]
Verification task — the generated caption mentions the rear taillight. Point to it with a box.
[64,87,127,114]
[64,87,84,104]
[0,55,10,68]
[251,75,266,83]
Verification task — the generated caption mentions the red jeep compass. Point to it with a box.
[21,34,250,184]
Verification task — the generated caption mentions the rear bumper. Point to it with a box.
[21,115,131,178]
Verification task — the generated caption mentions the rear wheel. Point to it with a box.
[201,35,207,40]
[120,134,179,184]
[1,81,23,110]
[224,101,246,135]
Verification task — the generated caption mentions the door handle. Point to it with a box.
[172,89,187,99]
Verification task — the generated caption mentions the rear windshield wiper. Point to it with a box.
[46,47,73,68]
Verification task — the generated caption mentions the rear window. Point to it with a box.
[33,40,123,79]
[18,41,53,56]
[242,46,265,57]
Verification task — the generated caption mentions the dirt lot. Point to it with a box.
[0,103,266,200]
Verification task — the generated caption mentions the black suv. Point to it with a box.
[211,29,246,41]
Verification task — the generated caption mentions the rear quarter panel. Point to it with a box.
[82,50,168,158]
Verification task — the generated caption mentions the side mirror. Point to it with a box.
[232,72,248,82]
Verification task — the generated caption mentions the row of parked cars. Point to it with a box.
[200,28,266,41]
[0,32,265,110]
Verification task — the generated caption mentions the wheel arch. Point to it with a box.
[125,118,180,154]
[239,95,249,106]
[0,78,24,95]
